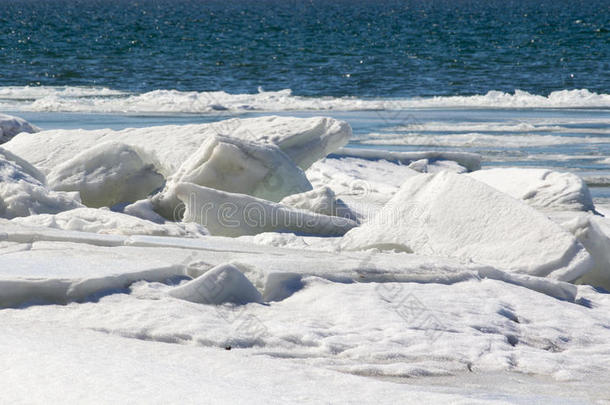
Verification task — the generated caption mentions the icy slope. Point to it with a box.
[341,172,592,281]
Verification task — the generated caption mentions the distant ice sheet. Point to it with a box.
[2,86,610,113]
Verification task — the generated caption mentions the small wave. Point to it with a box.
[1,86,610,113]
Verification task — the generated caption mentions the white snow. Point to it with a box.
[0,113,39,144]
[168,263,263,305]
[152,135,312,219]
[341,172,593,281]
[3,116,351,175]
[469,168,595,212]
[47,141,165,208]
[0,148,82,219]
[11,207,208,238]
[175,183,358,237]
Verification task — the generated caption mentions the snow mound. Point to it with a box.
[3,116,350,175]
[0,113,39,144]
[341,172,592,281]
[47,141,165,208]
[332,147,481,172]
[11,207,208,238]
[469,168,594,212]
[168,263,262,305]
[279,186,357,220]
[0,148,82,219]
[153,135,312,219]
[175,182,358,237]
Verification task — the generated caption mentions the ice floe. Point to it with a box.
[47,141,165,208]
[3,116,350,176]
[175,183,357,237]
[152,135,312,219]
[341,171,593,281]
[0,113,39,144]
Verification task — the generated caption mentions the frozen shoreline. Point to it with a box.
[1,112,610,403]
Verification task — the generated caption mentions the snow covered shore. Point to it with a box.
[1,114,610,403]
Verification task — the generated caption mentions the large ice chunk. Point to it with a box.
[0,113,39,144]
[341,172,592,281]
[175,182,358,237]
[0,148,81,219]
[469,168,594,212]
[47,141,165,208]
[168,263,263,305]
[3,116,351,175]
[152,135,312,219]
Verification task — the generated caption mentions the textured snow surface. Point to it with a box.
[342,172,592,281]
[0,113,39,144]
[469,168,595,212]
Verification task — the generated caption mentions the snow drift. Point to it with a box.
[341,172,593,281]
[175,183,358,237]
